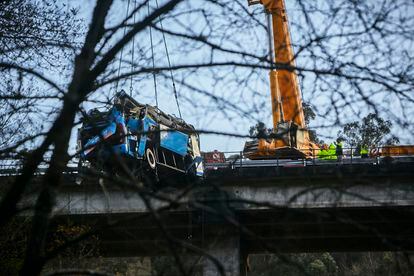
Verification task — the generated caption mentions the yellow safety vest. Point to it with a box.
[361,147,368,155]
[318,149,328,160]
[328,144,337,160]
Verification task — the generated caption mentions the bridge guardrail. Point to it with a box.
[1,146,413,175]
[0,158,79,176]
[203,146,414,170]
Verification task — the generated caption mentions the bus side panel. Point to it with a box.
[137,116,157,157]
[81,122,117,158]
[160,125,188,156]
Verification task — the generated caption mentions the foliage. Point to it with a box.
[0,0,82,149]
[248,102,324,144]
[303,102,316,126]
[247,252,413,276]
[0,0,81,64]
[247,253,338,276]
[337,113,400,147]
[249,121,271,138]
[0,218,31,275]
[0,218,100,275]
[47,223,100,258]
[303,102,324,144]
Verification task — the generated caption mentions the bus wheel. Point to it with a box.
[146,147,156,169]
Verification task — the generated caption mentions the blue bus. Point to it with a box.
[77,92,203,184]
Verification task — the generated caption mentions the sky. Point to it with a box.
[61,0,413,154]
[67,0,269,153]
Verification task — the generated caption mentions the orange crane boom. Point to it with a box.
[244,0,318,159]
[266,0,305,128]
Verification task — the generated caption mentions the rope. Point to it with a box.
[114,0,131,93]
[154,0,182,119]
[130,0,137,96]
[148,1,158,108]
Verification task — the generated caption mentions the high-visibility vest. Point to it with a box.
[318,149,328,160]
[361,147,368,155]
[328,144,337,160]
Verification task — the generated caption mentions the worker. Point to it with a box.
[361,144,369,158]
[354,144,361,156]
[328,143,337,160]
[318,144,329,160]
[290,123,298,148]
[335,138,344,162]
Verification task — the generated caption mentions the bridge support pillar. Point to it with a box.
[202,230,248,276]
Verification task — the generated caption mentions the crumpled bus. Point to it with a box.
[77,91,203,184]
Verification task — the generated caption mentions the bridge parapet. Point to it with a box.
[25,161,410,215]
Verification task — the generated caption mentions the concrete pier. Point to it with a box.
[202,230,247,276]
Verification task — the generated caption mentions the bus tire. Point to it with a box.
[146,147,156,169]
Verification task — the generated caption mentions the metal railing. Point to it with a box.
[203,146,414,170]
[1,146,413,175]
[0,158,79,176]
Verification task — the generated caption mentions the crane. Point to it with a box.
[243,0,318,159]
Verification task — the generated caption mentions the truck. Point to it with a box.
[77,91,204,185]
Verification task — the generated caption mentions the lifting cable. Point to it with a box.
[148,1,158,108]
[116,0,182,119]
[114,0,131,94]
[130,0,137,96]
[154,0,182,119]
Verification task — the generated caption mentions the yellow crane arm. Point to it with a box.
[250,0,305,129]
[243,0,318,159]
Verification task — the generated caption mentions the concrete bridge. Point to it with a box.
[4,161,414,275]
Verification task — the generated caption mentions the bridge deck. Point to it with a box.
[2,160,414,260]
